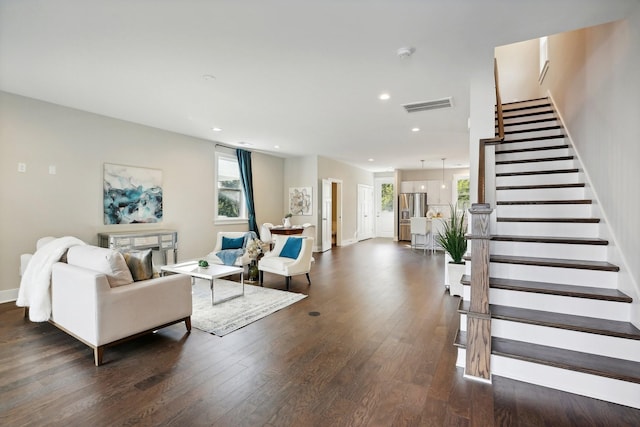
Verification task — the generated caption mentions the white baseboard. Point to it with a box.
[0,288,19,304]
[340,239,357,246]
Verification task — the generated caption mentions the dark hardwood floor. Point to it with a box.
[1,238,639,426]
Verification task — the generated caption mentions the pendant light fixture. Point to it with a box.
[441,158,446,189]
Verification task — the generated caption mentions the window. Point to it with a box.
[453,174,470,210]
[215,152,246,223]
[380,183,393,212]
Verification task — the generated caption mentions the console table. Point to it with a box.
[98,229,178,264]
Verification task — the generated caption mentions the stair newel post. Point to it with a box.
[465,203,493,381]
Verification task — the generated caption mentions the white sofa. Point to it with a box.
[258,235,314,290]
[22,242,192,366]
[206,231,253,267]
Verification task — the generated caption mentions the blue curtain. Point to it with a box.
[236,149,259,234]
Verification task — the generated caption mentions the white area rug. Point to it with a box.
[190,279,307,336]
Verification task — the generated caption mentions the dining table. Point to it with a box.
[269,226,304,235]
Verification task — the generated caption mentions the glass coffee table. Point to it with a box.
[161,261,244,305]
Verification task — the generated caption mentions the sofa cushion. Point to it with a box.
[279,237,303,259]
[222,236,244,250]
[66,245,134,287]
[121,249,153,281]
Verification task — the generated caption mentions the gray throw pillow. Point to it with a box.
[121,249,153,281]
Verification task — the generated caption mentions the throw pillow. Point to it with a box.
[222,236,244,250]
[121,249,154,281]
[66,245,134,287]
[279,237,304,259]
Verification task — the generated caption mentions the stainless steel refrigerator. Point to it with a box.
[398,193,428,241]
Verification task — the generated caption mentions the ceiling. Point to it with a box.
[1,0,637,172]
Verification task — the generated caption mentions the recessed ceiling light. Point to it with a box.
[411,127,420,132]
[237,141,253,147]
[212,127,222,132]
[202,74,216,81]
[274,145,280,149]
[379,93,390,100]
[368,158,375,162]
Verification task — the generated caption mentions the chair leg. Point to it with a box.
[286,276,291,290]
[259,270,264,286]
[94,346,104,366]
[306,273,311,285]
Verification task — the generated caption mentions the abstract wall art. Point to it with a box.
[289,186,312,216]
[103,163,163,224]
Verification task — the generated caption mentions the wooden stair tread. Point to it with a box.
[490,235,608,245]
[501,134,566,144]
[458,301,640,340]
[496,155,573,165]
[496,168,579,177]
[498,117,557,127]
[455,331,640,384]
[497,217,600,223]
[496,144,569,155]
[496,199,591,205]
[460,274,630,302]
[501,103,552,113]
[496,183,585,190]
[485,254,620,272]
[503,125,563,135]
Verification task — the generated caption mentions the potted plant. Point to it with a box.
[435,204,467,297]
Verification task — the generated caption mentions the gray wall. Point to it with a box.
[0,91,284,300]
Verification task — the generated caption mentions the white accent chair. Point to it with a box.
[206,231,252,266]
[258,235,314,290]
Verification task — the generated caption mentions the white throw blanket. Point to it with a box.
[17,236,86,322]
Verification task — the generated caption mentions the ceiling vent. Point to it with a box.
[403,97,453,113]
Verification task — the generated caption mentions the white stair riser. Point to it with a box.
[503,129,564,141]
[496,187,585,201]
[474,287,629,321]
[491,240,607,261]
[496,204,592,217]
[459,316,638,361]
[496,159,575,174]
[495,147,570,161]
[497,137,567,151]
[456,348,640,410]
[496,171,581,186]
[502,112,556,124]
[489,263,618,288]
[494,221,599,238]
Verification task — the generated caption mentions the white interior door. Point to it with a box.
[374,177,394,238]
[321,179,332,252]
[357,184,374,241]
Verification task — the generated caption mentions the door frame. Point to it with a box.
[321,178,342,251]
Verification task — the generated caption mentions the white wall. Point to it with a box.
[495,39,541,103]
[0,91,284,300]
[543,10,640,322]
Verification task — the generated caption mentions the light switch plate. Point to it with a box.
[18,162,26,173]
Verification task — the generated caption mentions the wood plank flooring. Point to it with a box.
[1,238,639,426]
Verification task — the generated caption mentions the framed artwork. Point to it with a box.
[289,186,312,216]
[103,163,163,224]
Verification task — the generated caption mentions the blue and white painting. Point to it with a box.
[103,163,163,224]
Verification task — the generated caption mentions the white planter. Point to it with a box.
[447,262,466,297]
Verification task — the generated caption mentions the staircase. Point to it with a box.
[455,97,640,409]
